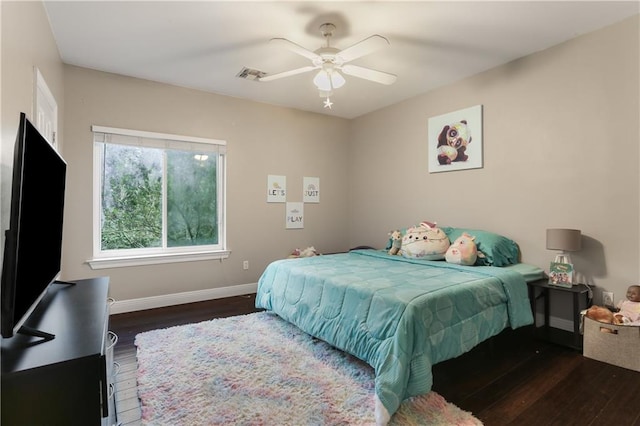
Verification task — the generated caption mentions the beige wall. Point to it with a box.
[1,1,65,243]
[2,2,638,311]
[61,66,350,301]
[348,15,640,307]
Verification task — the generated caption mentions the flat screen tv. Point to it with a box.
[1,112,67,339]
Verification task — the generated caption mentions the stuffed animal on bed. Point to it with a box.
[289,246,319,258]
[388,230,403,255]
[437,120,472,165]
[445,232,483,266]
[614,285,640,325]
[400,221,450,260]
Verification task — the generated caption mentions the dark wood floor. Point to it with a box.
[110,294,640,426]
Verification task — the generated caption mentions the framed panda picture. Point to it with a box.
[428,105,483,173]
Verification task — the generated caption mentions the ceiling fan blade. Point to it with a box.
[337,35,390,63]
[258,65,318,82]
[269,38,320,61]
[341,64,397,85]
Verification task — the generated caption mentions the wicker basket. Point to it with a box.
[583,316,640,372]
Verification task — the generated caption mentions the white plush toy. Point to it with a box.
[289,246,319,258]
[299,246,319,257]
[400,221,450,260]
[388,230,402,255]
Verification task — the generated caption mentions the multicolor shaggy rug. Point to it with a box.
[135,311,483,426]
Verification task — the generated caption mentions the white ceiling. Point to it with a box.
[43,1,639,119]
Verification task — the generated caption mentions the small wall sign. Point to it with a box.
[267,175,286,203]
[286,202,304,229]
[303,177,320,203]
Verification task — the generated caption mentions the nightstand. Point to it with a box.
[527,279,592,350]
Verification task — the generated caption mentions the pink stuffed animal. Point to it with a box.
[445,232,484,266]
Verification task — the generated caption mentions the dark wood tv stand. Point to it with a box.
[1,276,117,425]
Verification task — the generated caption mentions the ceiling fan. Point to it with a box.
[258,23,397,99]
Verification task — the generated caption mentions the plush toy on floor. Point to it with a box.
[614,285,640,325]
[445,232,485,266]
[388,230,403,255]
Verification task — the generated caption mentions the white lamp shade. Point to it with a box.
[330,71,346,88]
[546,228,582,252]
[313,70,330,91]
[313,69,345,91]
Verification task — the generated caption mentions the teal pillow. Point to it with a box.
[441,227,520,267]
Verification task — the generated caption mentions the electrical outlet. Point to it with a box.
[243,260,249,270]
[603,291,614,307]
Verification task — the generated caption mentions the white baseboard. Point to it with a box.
[109,282,258,315]
[535,313,576,332]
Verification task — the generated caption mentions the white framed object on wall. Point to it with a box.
[303,177,320,203]
[428,105,483,173]
[286,202,304,229]
[33,67,58,149]
[267,175,286,203]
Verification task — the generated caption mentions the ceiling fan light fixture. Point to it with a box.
[261,23,394,111]
[313,69,346,91]
[331,71,346,89]
[313,70,331,91]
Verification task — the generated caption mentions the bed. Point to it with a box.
[256,229,542,424]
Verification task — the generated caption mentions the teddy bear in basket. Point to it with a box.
[585,305,621,324]
[583,305,622,334]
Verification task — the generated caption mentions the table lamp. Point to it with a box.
[546,228,581,264]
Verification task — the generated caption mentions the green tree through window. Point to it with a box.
[101,144,162,249]
[167,151,218,247]
[91,126,226,268]
[98,142,220,253]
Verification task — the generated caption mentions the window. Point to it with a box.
[88,126,227,269]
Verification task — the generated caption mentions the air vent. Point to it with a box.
[236,67,266,81]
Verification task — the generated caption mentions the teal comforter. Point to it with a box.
[256,250,533,421]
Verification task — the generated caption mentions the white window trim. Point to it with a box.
[87,249,231,270]
[88,125,228,269]
[91,125,228,147]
